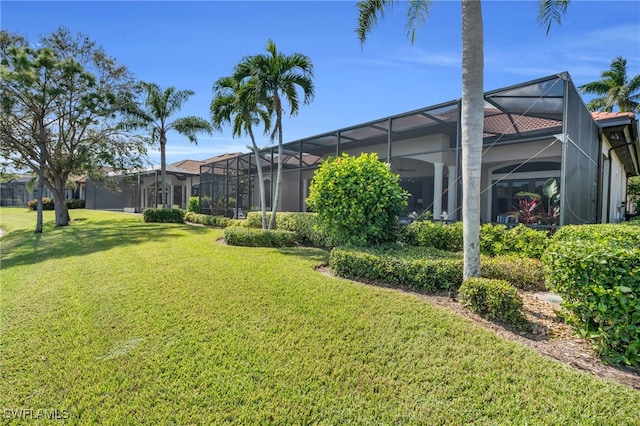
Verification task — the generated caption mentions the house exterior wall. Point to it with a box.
[601,138,628,222]
[86,172,199,211]
[201,74,637,226]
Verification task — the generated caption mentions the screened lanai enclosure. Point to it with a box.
[199,73,623,226]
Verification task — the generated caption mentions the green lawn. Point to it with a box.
[1,207,638,424]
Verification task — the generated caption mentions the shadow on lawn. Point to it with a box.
[277,246,330,265]
[0,220,210,269]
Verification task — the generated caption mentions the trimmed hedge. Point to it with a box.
[459,278,529,330]
[223,226,297,248]
[552,224,640,247]
[274,212,332,247]
[329,245,463,292]
[481,255,546,292]
[404,221,463,252]
[66,198,85,209]
[245,212,333,247]
[543,224,640,367]
[479,224,549,259]
[245,211,273,229]
[143,208,185,223]
[184,211,235,228]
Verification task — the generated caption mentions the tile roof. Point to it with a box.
[591,111,636,121]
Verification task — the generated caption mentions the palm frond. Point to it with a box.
[537,0,570,35]
[406,0,431,44]
[356,0,394,46]
[172,116,212,144]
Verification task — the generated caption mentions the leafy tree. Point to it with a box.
[121,83,212,208]
[356,0,568,279]
[307,153,408,245]
[211,75,271,228]
[579,57,640,113]
[628,176,640,212]
[233,40,314,229]
[1,27,146,229]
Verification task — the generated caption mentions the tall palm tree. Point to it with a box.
[357,0,568,280]
[211,75,271,228]
[234,40,314,229]
[579,57,640,113]
[122,82,212,208]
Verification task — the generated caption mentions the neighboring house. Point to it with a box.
[0,173,85,207]
[199,73,639,225]
[84,154,241,211]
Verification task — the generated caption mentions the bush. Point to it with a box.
[184,211,235,228]
[223,226,297,248]
[404,221,463,252]
[306,153,408,246]
[543,237,640,367]
[27,197,55,211]
[458,278,529,330]
[481,255,546,291]
[243,212,332,247]
[143,208,185,224]
[275,213,333,248]
[552,224,640,247]
[186,196,199,213]
[479,224,549,259]
[329,245,463,292]
[245,211,273,229]
[66,198,85,209]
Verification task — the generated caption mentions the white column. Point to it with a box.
[447,164,457,220]
[433,162,444,220]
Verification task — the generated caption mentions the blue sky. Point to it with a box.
[2,1,639,166]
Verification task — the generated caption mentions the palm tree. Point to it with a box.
[357,0,568,280]
[579,57,640,112]
[211,75,271,228]
[234,40,314,229]
[121,82,212,208]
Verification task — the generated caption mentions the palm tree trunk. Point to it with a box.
[248,127,268,229]
[269,101,283,230]
[160,133,167,209]
[461,0,484,280]
[269,126,283,230]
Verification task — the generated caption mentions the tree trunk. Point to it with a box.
[160,133,167,209]
[249,127,268,229]
[50,176,70,227]
[461,0,484,280]
[269,99,283,230]
[35,119,45,234]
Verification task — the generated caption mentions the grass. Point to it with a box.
[1,207,639,424]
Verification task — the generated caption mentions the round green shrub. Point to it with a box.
[186,196,199,213]
[306,153,408,246]
[458,277,529,330]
